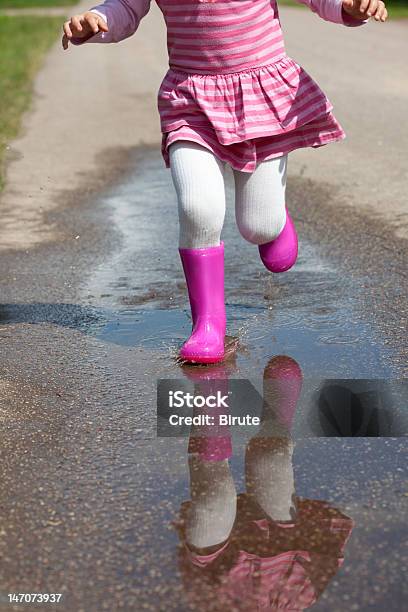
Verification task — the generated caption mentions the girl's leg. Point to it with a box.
[169,141,226,248]
[233,154,298,273]
[169,141,227,363]
[233,154,288,245]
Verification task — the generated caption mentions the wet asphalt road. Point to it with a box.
[0,147,407,611]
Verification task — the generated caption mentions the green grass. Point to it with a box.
[278,0,408,18]
[0,16,61,189]
[0,0,77,8]
[384,0,408,16]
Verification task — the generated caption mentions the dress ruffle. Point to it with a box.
[162,114,345,173]
[158,54,345,172]
[158,55,341,143]
[158,54,345,171]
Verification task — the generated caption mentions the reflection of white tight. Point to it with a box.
[169,141,288,249]
[186,439,295,550]
[186,457,237,549]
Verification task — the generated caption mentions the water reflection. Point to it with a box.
[174,356,354,610]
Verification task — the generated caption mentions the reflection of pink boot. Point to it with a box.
[264,355,303,432]
[179,242,226,364]
[182,361,234,461]
[258,209,298,273]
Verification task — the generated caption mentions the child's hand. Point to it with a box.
[342,0,388,21]
[62,12,109,49]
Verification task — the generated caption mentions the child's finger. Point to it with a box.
[85,14,108,33]
[374,1,386,20]
[359,0,370,12]
[97,16,109,31]
[63,20,73,39]
[85,14,100,33]
[379,4,388,20]
[71,15,83,33]
[365,0,377,16]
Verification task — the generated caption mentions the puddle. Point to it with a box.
[88,306,393,378]
[78,149,399,379]
[110,436,406,612]
[75,151,405,609]
[0,149,406,611]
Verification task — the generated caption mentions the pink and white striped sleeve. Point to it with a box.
[294,0,368,26]
[70,0,152,45]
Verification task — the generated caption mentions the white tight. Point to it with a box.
[169,141,288,249]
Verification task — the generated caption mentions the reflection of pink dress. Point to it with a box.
[176,496,354,611]
[73,0,365,172]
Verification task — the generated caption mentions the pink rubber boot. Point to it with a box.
[258,209,298,273]
[178,242,226,364]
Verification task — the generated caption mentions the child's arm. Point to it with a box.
[62,0,152,49]
[293,0,387,26]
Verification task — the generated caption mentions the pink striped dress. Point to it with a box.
[177,496,354,610]
[73,0,366,172]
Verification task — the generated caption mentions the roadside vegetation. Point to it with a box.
[0,0,77,7]
[0,14,62,189]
